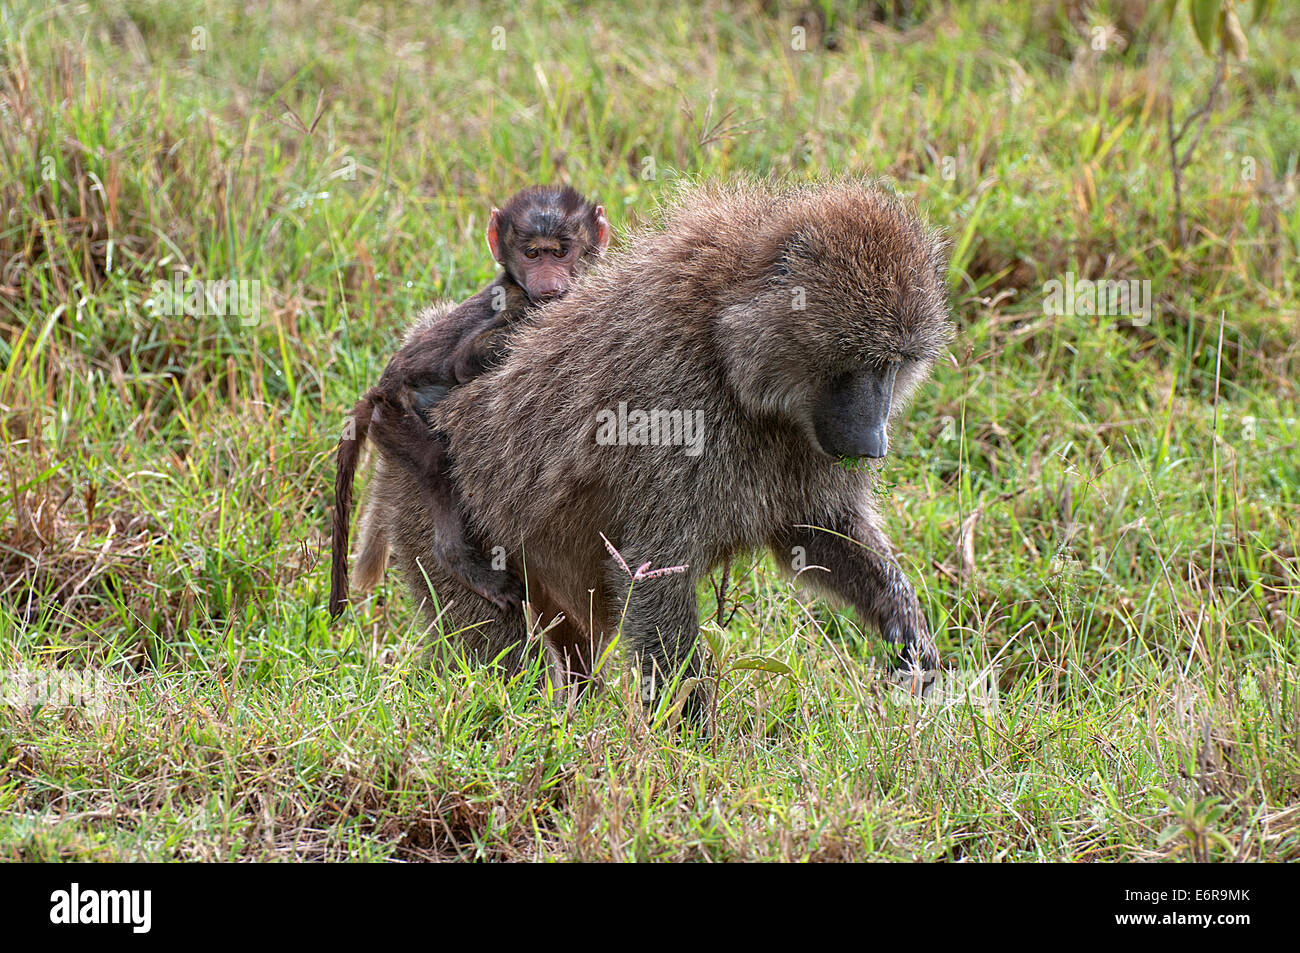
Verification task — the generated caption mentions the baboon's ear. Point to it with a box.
[592,205,612,254]
[486,208,504,263]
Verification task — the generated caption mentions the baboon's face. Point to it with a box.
[731,189,952,461]
[797,237,950,460]
[487,192,611,304]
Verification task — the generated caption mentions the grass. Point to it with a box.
[0,0,1297,861]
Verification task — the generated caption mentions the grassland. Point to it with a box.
[0,0,1297,861]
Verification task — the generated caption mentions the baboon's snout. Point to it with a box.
[858,423,889,458]
[812,364,897,459]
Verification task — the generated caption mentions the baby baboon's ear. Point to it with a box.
[486,207,505,263]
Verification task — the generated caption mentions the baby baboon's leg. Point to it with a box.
[366,391,522,613]
[774,512,938,677]
[374,450,527,670]
[421,444,524,613]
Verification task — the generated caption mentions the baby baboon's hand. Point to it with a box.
[407,383,451,417]
[472,569,524,614]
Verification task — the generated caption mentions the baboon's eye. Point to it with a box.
[553,245,569,259]
[524,248,540,260]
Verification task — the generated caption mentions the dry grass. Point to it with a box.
[0,0,1297,861]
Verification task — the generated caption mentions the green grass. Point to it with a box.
[0,0,1297,861]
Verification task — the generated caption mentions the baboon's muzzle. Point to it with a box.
[812,364,898,459]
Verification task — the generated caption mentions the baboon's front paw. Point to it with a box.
[886,658,938,697]
[884,621,940,696]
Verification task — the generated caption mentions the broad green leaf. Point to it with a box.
[1158,823,1184,845]
[1190,0,1219,53]
[701,626,726,659]
[729,655,794,676]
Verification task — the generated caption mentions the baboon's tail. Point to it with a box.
[329,395,373,618]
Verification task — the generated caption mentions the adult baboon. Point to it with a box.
[372,180,952,714]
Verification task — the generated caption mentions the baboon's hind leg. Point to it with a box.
[353,481,391,592]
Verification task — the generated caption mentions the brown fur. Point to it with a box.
[328,294,522,619]
[329,187,608,619]
[346,303,455,597]
[374,179,953,716]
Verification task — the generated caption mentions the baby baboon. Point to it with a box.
[378,180,952,712]
[329,185,611,619]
